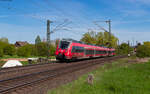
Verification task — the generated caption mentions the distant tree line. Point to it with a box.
[0,37,56,57]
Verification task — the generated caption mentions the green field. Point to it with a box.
[48,58,150,94]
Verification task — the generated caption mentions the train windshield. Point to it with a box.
[59,41,70,49]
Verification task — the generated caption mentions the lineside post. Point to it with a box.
[47,20,52,60]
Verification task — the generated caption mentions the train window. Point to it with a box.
[102,50,104,54]
[75,46,78,52]
[96,50,103,54]
[59,41,70,49]
[85,49,94,55]
[96,50,110,54]
[72,46,84,53]
[72,46,76,52]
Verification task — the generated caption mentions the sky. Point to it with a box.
[0,0,150,45]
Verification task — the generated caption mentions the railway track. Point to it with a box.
[0,61,65,81]
[0,61,57,73]
[0,56,125,94]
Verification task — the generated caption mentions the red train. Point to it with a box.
[55,39,115,61]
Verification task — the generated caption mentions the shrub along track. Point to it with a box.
[0,56,125,94]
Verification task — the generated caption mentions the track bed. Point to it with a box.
[0,56,125,94]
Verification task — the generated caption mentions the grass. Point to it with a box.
[21,61,29,66]
[48,58,150,94]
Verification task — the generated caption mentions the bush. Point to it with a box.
[0,48,3,57]
[0,41,8,57]
[30,45,37,56]
[117,43,133,55]
[17,45,32,57]
[35,42,49,57]
[3,44,16,56]
[50,44,56,56]
[35,42,56,57]
[136,45,150,58]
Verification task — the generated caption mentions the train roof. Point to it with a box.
[61,38,110,48]
[62,38,84,44]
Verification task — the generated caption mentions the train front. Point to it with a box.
[55,40,72,61]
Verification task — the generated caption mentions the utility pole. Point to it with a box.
[128,40,130,54]
[106,19,111,47]
[47,20,52,59]
[47,20,52,45]
[136,41,138,46]
[117,40,120,55]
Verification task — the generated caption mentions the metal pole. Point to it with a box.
[47,20,51,59]
[109,19,111,44]
[47,20,51,45]
[108,19,111,47]
[118,40,119,55]
[105,20,111,47]
[128,40,130,54]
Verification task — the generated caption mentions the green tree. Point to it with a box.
[36,42,48,56]
[80,31,118,48]
[0,37,9,43]
[117,43,132,55]
[80,31,97,44]
[143,41,150,47]
[136,45,150,58]
[0,40,9,48]
[136,42,150,58]
[35,35,41,44]
[0,47,3,57]
[30,44,37,56]
[35,42,56,57]
[3,44,16,56]
[17,44,32,57]
[50,44,56,56]
[0,39,9,57]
